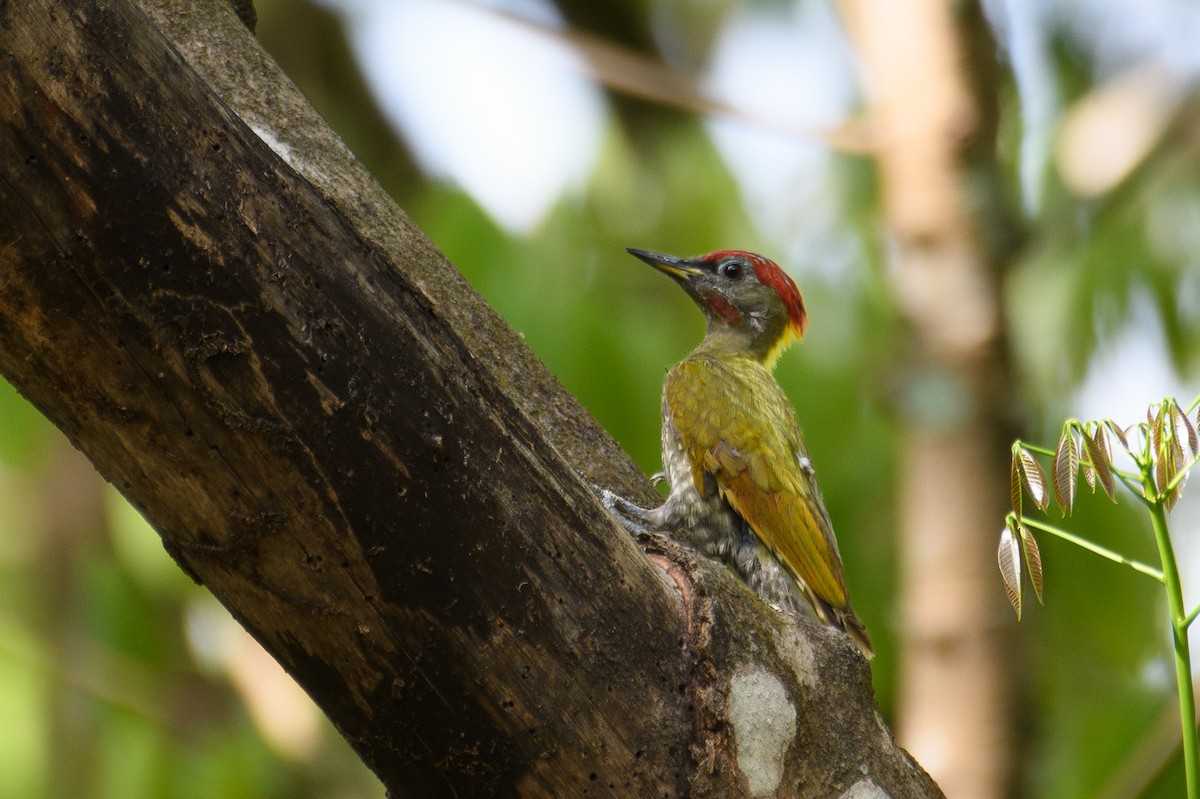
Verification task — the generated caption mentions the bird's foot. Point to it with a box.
[592,485,661,538]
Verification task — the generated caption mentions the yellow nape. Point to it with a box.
[761,323,801,370]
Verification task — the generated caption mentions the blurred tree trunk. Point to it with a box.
[838,2,1020,798]
[0,0,946,796]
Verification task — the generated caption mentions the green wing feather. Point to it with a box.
[665,357,849,610]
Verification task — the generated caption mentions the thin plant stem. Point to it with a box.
[1020,517,1164,583]
[1147,484,1199,799]
[1016,441,1056,458]
[1114,471,1150,505]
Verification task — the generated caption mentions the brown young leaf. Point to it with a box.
[1052,428,1079,513]
[1093,423,1112,465]
[1176,400,1199,458]
[1153,406,1169,498]
[1105,419,1131,452]
[1009,451,1022,518]
[1167,482,1184,511]
[1167,400,1187,463]
[1082,425,1116,500]
[1166,434,1184,511]
[1082,461,1097,491]
[997,525,1023,619]
[1151,403,1185,510]
[1018,447,1049,511]
[1018,523,1044,604]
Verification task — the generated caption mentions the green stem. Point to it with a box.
[1148,492,1199,799]
[1020,517,1164,583]
[1115,471,1151,506]
[1017,441,1056,458]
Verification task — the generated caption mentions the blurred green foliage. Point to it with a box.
[2,0,1199,797]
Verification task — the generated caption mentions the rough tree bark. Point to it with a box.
[838,2,1020,798]
[0,0,944,796]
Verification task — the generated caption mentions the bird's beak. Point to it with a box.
[626,248,702,281]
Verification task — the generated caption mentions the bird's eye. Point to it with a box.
[719,260,744,280]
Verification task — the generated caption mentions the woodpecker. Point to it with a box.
[607,247,872,658]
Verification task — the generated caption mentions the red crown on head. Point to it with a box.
[702,250,808,338]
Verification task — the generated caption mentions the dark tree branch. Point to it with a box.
[0,0,942,796]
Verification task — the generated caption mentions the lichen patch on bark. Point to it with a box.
[728,667,796,796]
[775,623,818,689]
[841,778,892,799]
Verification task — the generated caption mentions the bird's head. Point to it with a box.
[627,247,808,367]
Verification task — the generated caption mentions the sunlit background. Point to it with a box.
[3,0,1200,796]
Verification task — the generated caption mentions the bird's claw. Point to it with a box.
[591,484,659,538]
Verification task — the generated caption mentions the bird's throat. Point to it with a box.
[695,320,797,369]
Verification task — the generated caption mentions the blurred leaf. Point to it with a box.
[1053,428,1079,513]
[998,522,1023,619]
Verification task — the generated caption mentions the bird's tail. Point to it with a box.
[802,585,874,659]
[831,606,874,660]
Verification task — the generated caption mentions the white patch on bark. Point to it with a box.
[728,668,797,796]
[775,625,818,688]
[247,121,332,192]
[839,778,892,799]
[249,122,293,165]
